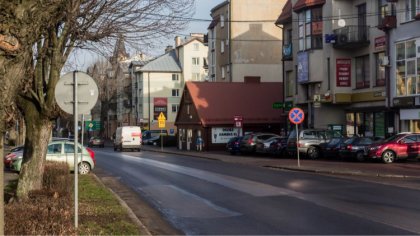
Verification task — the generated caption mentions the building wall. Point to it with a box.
[179,39,209,82]
[210,3,230,81]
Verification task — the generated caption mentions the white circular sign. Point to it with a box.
[55,71,99,115]
[338,19,346,27]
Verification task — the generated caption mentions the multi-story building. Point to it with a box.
[130,34,208,132]
[388,0,420,133]
[276,0,403,138]
[207,0,286,82]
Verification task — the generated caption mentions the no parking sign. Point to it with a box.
[288,108,305,167]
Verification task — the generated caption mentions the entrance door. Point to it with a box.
[187,129,192,150]
[178,129,183,150]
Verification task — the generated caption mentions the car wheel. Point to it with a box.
[78,162,91,174]
[382,150,395,164]
[307,147,320,159]
[356,152,365,162]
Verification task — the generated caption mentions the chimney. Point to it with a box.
[175,36,182,47]
[165,45,173,53]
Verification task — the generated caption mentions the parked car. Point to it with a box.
[142,130,168,145]
[287,129,343,159]
[240,133,280,154]
[4,145,24,168]
[226,136,243,155]
[268,137,288,157]
[11,140,96,174]
[256,136,284,155]
[339,137,374,161]
[319,137,348,159]
[365,133,420,164]
[88,136,105,148]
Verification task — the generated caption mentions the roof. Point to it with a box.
[275,0,292,25]
[140,50,182,73]
[293,0,325,12]
[208,16,220,30]
[181,82,284,126]
[210,1,229,14]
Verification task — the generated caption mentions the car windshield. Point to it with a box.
[344,137,357,144]
[329,138,343,145]
[383,134,403,143]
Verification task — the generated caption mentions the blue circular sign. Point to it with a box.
[288,108,305,125]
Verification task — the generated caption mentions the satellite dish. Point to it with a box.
[55,71,99,115]
[338,19,346,27]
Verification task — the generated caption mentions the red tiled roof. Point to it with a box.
[293,0,325,12]
[275,0,292,25]
[184,82,284,126]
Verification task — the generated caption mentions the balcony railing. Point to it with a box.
[282,43,293,61]
[333,25,370,50]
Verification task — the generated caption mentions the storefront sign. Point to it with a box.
[393,97,414,107]
[211,127,240,144]
[297,51,309,83]
[400,109,420,120]
[336,59,351,87]
[374,36,386,51]
[154,97,167,106]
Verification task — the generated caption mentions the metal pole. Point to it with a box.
[296,123,300,168]
[81,115,84,163]
[73,71,79,228]
[161,129,163,151]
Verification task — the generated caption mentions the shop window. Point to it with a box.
[346,113,356,137]
[374,112,385,138]
[396,39,420,96]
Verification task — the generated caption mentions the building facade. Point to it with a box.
[276,0,403,138]
[130,35,209,133]
[389,0,420,132]
[207,0,287,82]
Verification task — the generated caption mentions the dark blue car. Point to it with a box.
[226,136,243,155]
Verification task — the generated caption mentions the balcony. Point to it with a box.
[333,25,370,50]
[282,43,293,61]
[378,15,396,31]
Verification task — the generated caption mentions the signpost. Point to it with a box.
[158,112,166,151]
[54,71,98,228]
[273,101,293,111]
[288,107,305,167]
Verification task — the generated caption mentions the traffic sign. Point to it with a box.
[234,116,243,128]
[85,121,101,131]
[288,108,305,125]
[158,112,166,128]
[273,102,284,109]
[273,101,293,110]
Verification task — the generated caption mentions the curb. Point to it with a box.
[142,147,420,179]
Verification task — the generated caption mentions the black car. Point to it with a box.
[240,133,280,154]
[338,137,374,161]
[226,136,243,155]
[319,137,348,159]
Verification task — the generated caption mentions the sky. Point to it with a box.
[68,0,225,72]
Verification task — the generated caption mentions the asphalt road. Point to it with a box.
[93,147,420,235]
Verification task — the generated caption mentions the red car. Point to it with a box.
[365,133,420,163]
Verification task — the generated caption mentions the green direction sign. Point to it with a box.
[273,101,293,110]
[85,121,101,131]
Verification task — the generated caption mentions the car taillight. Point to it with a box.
[86,148,96,164]
[346,145,352,150]
[5,153,16,159]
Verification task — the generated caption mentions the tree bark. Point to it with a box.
[16,103,52,200]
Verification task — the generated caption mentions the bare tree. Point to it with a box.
[13,0,195,199]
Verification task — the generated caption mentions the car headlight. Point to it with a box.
[370,146,380,151]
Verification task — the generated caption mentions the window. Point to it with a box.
[172,104,179,112]
[355,55,370,89]
[172,74,179,81]
[375,52,386,86]
[405,0,420,21]
[47,144,62,154]
[298,7,323,51]
[192,73,200,81]
[220,15,225,28]
[64,144,81,154]
[221,66,225,79]
[396,39,420,96]
[192,57,200,65]
[172,89,179,97]
[221,41,225,53]
[193,43,199,51]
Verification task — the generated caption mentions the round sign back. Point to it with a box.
[55,71,99,115]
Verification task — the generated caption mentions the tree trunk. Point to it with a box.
[16,103,52,200]
[0,124,4,235]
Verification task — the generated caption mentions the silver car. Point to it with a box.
[11,140,95,174]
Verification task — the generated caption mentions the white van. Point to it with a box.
[114,126,142,151]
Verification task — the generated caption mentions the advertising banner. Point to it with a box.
[211,127,241,144]
[297,51,309,83]
[336,58,351,87]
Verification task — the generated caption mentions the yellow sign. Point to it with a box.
[158,112,166,128]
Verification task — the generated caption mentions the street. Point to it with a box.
[94,147,420,235]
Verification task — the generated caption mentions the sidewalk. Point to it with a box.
[140,145,420,179]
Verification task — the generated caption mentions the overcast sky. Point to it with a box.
[68,0,224,72]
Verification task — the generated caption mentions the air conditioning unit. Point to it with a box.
[337,34,348,44]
